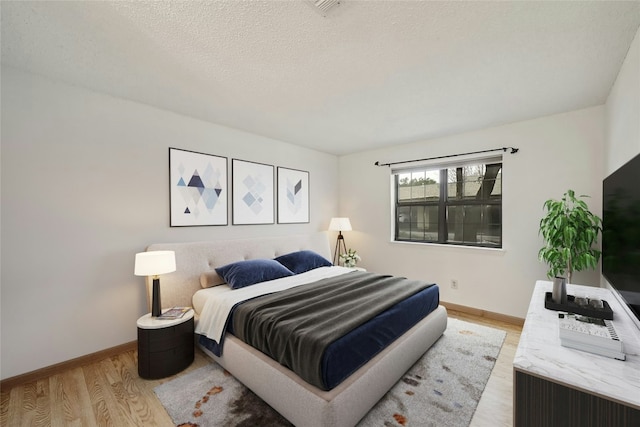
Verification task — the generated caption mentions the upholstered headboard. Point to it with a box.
[144,233,332,310]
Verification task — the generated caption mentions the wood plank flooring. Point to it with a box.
[1,311,521,426]
[447,309,523,427]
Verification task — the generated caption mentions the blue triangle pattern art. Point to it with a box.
[188,171,205,188]
[202,187,219,210]
[286,178,303,214]
[174,157,225,223]
[240,173,268,215]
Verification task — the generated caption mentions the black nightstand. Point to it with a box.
[137,309,195,379]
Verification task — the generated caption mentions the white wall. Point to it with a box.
[603,26,640,330]
[605,26,640,173]
[338,107,604,319]
[0,67,338,380]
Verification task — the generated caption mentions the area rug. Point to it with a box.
[154,318,506,427]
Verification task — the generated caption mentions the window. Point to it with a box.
[394,160,502,248]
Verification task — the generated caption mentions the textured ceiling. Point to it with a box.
[2,1,640,155]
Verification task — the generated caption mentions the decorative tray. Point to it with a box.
[544,292,613,320]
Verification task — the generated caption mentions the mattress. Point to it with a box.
[195,267,439,390]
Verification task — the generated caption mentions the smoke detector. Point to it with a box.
[306,0,341,17]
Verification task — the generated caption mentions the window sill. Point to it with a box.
[390,239,506,254]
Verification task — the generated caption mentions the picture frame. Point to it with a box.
[232,159,275,225]
[169,148,228,227]
[277,167,310,224]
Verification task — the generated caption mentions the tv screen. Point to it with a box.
[602,153,640,323]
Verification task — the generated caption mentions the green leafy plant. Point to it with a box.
[340,249,361,268]
[538,189,602,283]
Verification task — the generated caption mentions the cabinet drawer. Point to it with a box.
[138,345,194,379]
[137,317,195,379]
[138,318,194,352]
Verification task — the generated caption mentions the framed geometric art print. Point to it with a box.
[277,167,310,224]
[232,159,275,225]
[169,148,228,226]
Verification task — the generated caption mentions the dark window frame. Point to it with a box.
[394,161,503,248]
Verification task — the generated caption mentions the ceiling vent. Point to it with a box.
[306,0,341,17]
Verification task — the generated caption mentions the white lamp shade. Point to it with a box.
[329,217,352,232]
[134,251,176,276]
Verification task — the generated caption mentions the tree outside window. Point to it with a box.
[394,161,502,248]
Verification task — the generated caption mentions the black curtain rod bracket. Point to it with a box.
[374,146,519,167]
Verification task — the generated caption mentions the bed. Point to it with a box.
[146,233,447,427]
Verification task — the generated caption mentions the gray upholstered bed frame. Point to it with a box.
[147,233,447,427]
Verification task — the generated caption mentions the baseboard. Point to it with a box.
[0,341,137,391]
[441,301,525,326]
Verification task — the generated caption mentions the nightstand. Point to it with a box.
[137,309,195,379]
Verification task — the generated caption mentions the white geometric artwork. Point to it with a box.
[232,159,274,225]
[277,167,309,224]
[169,148,228,226]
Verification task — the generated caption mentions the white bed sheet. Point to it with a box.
[193,266,354,343]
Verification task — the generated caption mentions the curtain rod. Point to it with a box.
[374,146,519,167]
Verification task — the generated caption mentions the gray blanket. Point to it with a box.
[232,271,435,390]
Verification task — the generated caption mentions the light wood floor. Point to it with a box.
[447,310,523,427]
[1,312,522,427]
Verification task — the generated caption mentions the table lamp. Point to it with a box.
[134,250,176,317]
[329,217,352,265]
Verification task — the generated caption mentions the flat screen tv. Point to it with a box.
[602,152,640,325]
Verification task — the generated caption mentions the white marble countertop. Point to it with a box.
[514,281,640,409]
[137,309,194,329]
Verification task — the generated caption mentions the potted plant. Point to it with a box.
[340,249,361,268]
[538,190,602,292]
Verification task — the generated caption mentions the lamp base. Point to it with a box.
[152,277,162,317]
[333,232,348,266]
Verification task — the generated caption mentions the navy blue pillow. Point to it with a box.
[274,250,333,274]
[215,259,294,290]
